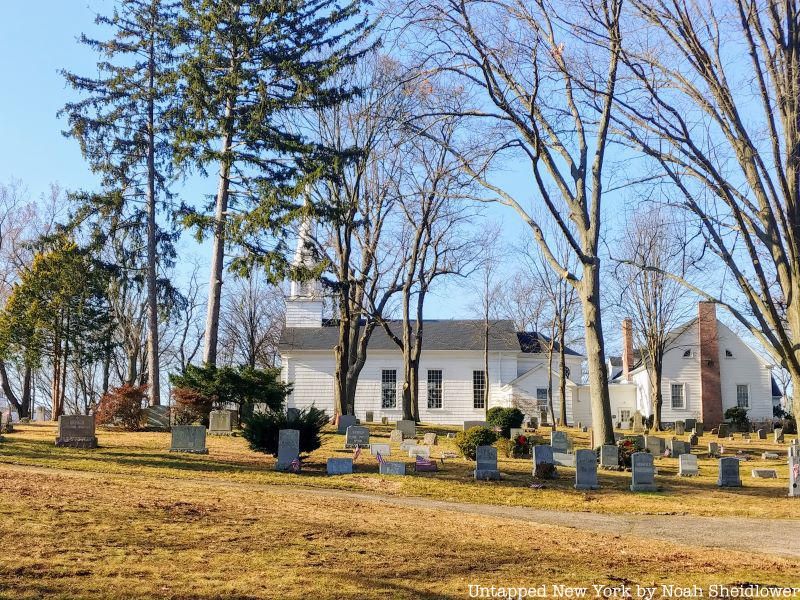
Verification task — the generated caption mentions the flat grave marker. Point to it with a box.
[327,458,353,475]
[370,443,391,457]
[379,461,406,476]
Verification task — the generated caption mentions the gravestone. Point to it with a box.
[379,461,406,476]
[423,432,438,446]
[286,407,300,420]
[275,429,300,471]
[509,428,524,439]
[600,445,619,469]
[55,415,98,448]
[751,468,777,479]
[630,452,658,492]
[337,415,357,434]
[414,457,439,472]
[408,445,431,459]
[791,440,800,459]
[34,406,51,422]
[632,411,644,433]
[389,429,404,443]
[327,458,353,475]
[685,418,697,432]
[474,445,500,480]
[381,416,388,425]
[694,422,704,436]
[775,428,785,443]
[170,425,208,454]
[370,443,391,457]
[789,456,800,497]
[208,410,234,435]
[675,420,686,435]
[762,452,780,460]
[0,412,12,434]
[532,445,555,478]
[400,439,418,452]
[574,449,599,490]
[144,405,170,430]
[742,432,751,440]
[345,425,370,448]
[396,419,416,439]
[463,420,487,431]
[688,433,698,447]
[550,430,570,453]
[708,442,721,458]
[668,438,690,456]
[717,424,730,438]
[645,436,665,456]
[553,452,575,467]
[757,429,767,440]
[365,411,374,423]
[718,457,742,487]
[678,453,699,476]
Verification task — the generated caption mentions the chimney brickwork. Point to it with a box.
[698,302,723,426]
[622,318,634,382]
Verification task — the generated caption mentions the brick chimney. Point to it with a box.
[622,318,634,382]
[698,301,723,426]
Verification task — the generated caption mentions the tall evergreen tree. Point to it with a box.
[60,0,180,406]
[174,0,373,366]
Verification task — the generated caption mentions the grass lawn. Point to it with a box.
[0,422,797,519]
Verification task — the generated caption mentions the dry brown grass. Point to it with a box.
[0,462,798,599]
[0,422,797,520]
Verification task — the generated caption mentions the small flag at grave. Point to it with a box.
[353,444,361,461]
[376,451,385,464]
[289,458,301,473]
[793,463,799,479]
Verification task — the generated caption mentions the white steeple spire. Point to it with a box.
[285,206,323,328]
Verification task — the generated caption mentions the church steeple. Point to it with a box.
[285,213,323,328]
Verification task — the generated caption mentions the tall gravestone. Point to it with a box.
[717,423,730,438]
[774,428,785,443]
[645,435,665,456]
[599,445,619,469]
[55,415,98,448]
[337,415,357,435]
[684,418,697,432]
[275,429,300,471]
[675,421,686,435]
[708,442,720,457]
[396,420,416,439]
[574,449,599,490]
[693,422,704,436]
[208,410,234,435]
[717,457,742,487]
[632,411,644,433]
[688,433,698,447]
[678,453,699,476]
[345,426,370,448]
[630,452,658,492]
[474,445,500,480]
[170,425,208,454]
[757,429,766,440]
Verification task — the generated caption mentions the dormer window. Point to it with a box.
[725,349,734,358]
[682,349,693,358]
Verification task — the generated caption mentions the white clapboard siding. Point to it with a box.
[716,322,772,420]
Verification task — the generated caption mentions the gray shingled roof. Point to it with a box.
[279,319,581,355]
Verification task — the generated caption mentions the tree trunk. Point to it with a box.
[580,264,614,445]
[0,361,32,419]
[145,33,161,405]
[558,327,567,426]
[203,97,234,367]
[790,370,800,431]
[547,343,556,426]
[651,357,663,431]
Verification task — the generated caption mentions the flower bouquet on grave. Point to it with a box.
[616,439,637,469]
[533,461,557,480]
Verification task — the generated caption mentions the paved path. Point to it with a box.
[2,462,799,559]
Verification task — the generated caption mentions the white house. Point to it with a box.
[613,302,775,426]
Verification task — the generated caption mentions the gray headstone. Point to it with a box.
[678,453,699,476]
[718,457,742,487]
[668,438,690,456]
[688,433,698,447]
[774,428,785,443]
[694,422,704,436]
[408,445,431,459]
[575,449,599,490]
[423,432,437,446]
[632,410,644,433]
[645,435,665,456]
[532,445,554,466]
[55,415,98,448]
[751,468,777,479]
[675,420,686,435]
[370,443,391,457]
[286,407,300,420]
[276,429,300,471]
[208,410,234,435]
[463,420,487,432]
[326,458,353,475]
[474,445,500,480]
[337,415,357,435]
[345,425,370,448]
[789,456,800,497]
[144,405,170,430]
[550,430,570,453]
[717,424,730,438]
[685,418,697,432]
[757,429,766,440]
[381,416,388,425]
[379,461,406,476]
[762,452,780,460]
[708,442,720,457]
[600,445,619,469]
[399,439,418,452]
[170,425,208,454]
[396,420,417,439]
[630,452,658,492]
[365,411,374,423]
[389,429,403,443]
[553,451,575,467]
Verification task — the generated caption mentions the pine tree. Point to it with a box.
[60,0,180,406]
[174,0,373,366]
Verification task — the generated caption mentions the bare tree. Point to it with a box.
[408,0,623,443]
[615,0,800,419]
[611,206,694,429]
